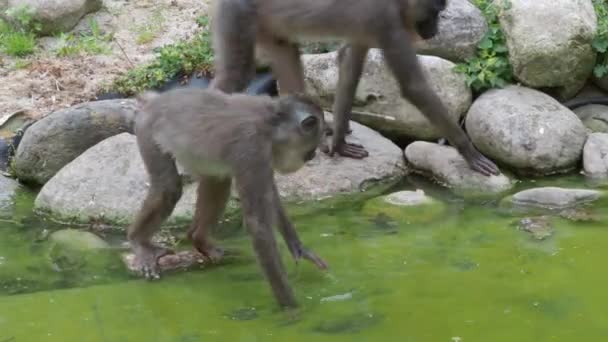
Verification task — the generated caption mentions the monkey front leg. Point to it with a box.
[258,34,306,94]
[379,28,499,176]
[235,165,297,308]
[322,44,369,159]
[273,184,328,270]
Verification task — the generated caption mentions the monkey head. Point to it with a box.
[407,0,447,40]
[270,94,325,174]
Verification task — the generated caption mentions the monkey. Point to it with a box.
[208,0,499,176]
[128,87,328,308]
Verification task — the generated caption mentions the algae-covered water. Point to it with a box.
[2,176,608,341]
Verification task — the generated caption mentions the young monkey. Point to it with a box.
[129,88,328,308]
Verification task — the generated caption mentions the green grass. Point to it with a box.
[133,9,165,45]
[108,15,214,96]
[0,5,41,57]
[592,0,608,78]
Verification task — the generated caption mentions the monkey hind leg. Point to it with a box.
[187,176,231,262]
[128,131,183,279]
[210,0,257,93]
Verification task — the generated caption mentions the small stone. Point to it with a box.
[362,190,446,224]
[517,216,554,240]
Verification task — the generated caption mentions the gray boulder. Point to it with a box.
[415,0,488,62]
[505,187,602,210]
[35,117,404,225]
[49,229,109,251]
[466,86,587,176]
[497,0,597,98]
[0,0,102,35]
[0,175,20,211]
[303,50,471,141]
[573,105,608,133]
[404,141,513,197]
[14,99,137,186]
[583,133,608,179]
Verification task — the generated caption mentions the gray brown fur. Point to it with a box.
[209,0,499,175]
[128,88,328,308]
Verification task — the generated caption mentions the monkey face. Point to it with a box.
[272,96,325,174]
[414,0,446,40]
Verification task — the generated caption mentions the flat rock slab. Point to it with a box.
[122,250,211,275]
[404,141,513,197]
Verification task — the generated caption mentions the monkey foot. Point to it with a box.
[193,242,224,263]
[288,242,328,270]
[131,244,173,280]
[461,147,500,176]
[321,140,369,159]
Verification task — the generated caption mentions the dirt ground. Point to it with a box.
[0,0,211,122]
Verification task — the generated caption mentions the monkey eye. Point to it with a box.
[301,116,318,133]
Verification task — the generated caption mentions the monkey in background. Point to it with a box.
[208,0,499,176]
[129,88,328,308]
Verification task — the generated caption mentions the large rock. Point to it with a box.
[303,50,471,140]
[497,0,597,98]
[14,99,137,186]
[35,118,405,225]
[583,133,608,179]
[573,105,608,133]
[0,0,102,35]
[503,187,602,210]
[466,86,587,176]
[415,0,488,62]
[404,141,513,197]
[0,175,20,212]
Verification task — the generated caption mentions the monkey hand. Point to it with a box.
[320,137,369,159]
[460,145,500,176]
[288,242,328,270]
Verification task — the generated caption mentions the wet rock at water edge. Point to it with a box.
[404,141,513,198]
[583,133,608,179]
[466,86,587,176]
[415,0,488,62]
[48,229,109,251]
[302,50,471,141]
[573,105,608,133]
[496,0,597,98]
[0,175,20,211]
[502,187,602,211]
[13,99,138,185]
[122,250,215,275]
[361,189,446,225]
[517,216,554,241]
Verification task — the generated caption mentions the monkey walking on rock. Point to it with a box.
[209,0,499,176]
[129,88,328,308]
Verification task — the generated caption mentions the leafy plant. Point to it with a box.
[592,0,608,78]
[55,18,113,57]
[109,15,214,95]
[454,0,513,93]
[0,5,40,57]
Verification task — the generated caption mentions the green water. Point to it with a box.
[2,177,608,341]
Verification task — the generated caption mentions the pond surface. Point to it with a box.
[2,176,608,341]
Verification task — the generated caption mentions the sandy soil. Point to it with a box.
[0,0,211,122]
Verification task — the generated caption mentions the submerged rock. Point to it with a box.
[583,133,608,179]
[14,99,138,185]
[404,141,513,197]
[517,216,554,241]
[466,86,587,176]
[503,187,602,211]
[48,229,109,251]
[415,0,488,62]
[35,119,404,225]
[303,50,471,141]
[362,190,446,224]
[497,0,597,98]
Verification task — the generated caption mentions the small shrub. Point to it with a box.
[592,0,608,78]
[454,0,513,93]
[2,30,36,56]
[109,15,214,95]
[0,5,40,57]
[55,18,113,57]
